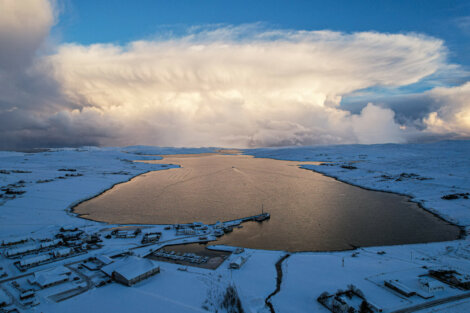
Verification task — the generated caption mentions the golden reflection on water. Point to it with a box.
[75,152,459,251]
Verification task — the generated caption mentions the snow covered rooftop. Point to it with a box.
[101,256,160,282]
[31,266,71,288]
[96,254,114,265]
[1,235,29,246]
[5,244,39,257]
[19,254,52,267]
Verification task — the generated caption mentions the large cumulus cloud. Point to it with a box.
[0,0,468,149]
[45,29,448,147]
[423,82,470,136]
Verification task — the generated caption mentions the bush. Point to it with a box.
[221,284,244,313]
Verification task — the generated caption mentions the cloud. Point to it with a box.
[0,0,111,150]
[0,1,468,149]
[0,0,54,69]
[455,16,470,35]
[423,82,470,136]
[43,27,449,147]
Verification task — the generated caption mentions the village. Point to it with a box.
[2,212,470,312]
[0,214,268,312]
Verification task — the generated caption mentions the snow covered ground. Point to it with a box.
[0,142,470,313]
[0,146,213,238]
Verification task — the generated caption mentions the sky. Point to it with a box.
[0,0,470,149]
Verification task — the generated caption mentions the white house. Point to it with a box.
[29,266,71,289]
[419,278,445,293]
[229,256,247,269]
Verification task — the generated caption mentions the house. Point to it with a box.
[1,236,29,246]
[96,254,114,266]
[19,254,52,269]
[330,296,349,313]
[419,278,445,293]
[5,245,39,257]
[60,225,78,232]
[317,286,382,313]
[384,279,415,297]
[384,278,434,299]
[57,230,83,240]
[53,247,73,258]
[193,222,208,230]
[101,256,160,286]
[40,239,62,249]
[29,266,71,289]
[141,232,161,244]
[19,290,35,301]
[229,256,246,269]
[176,228,195,236]
[115,230,136,238]
[429,269,470,290]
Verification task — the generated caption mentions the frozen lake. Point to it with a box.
[74,153,460,251]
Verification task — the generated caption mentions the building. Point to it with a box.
[115,230,136,238]
[330,296,349,313]
[29,266,71,289]
[429,269,470,290]
[5,245,39,257]
[57,230,83,240]
[96,254,114,266]
[229,256,247,269]
[19,290,35,301]
[60,225,78,232]
[176,228,195,236]
[384,280,415,297]
[419,278,445,293]
[18,254,52,269]
[53,247,73,258]
[40,239,62,249]
[141,232,161,244]
[384,278,434,300]
[193,222,208,231]
[1,236,29,246]
[101,256,160,286]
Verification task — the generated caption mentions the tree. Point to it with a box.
[221,284,244,313]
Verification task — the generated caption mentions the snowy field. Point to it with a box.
[1,142,470,313]
[0,146,214,238]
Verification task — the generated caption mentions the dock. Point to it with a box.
[221,212,271,226]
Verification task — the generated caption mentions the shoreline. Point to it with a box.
[299,166,467,238]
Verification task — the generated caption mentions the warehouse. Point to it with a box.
[101,256,160,286]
